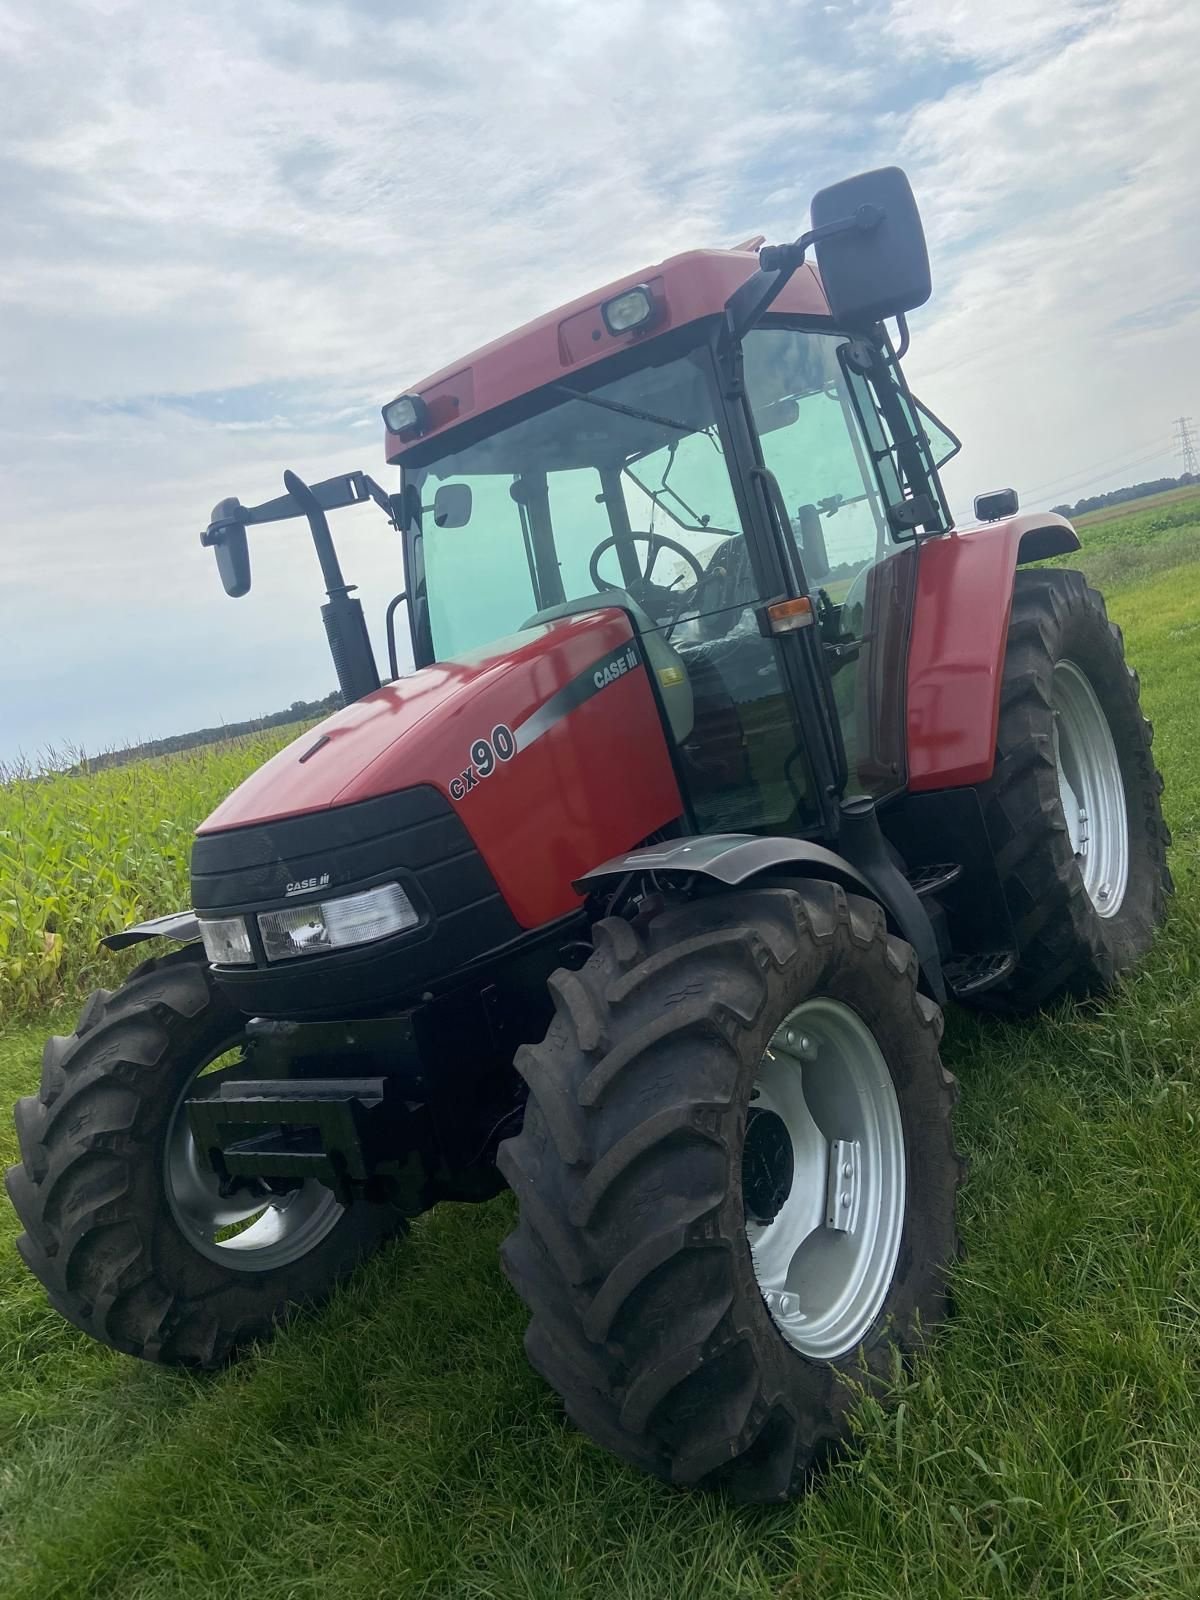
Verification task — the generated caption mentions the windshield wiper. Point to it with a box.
[552,385,699,436]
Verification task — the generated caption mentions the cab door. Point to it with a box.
[740,326,954,799]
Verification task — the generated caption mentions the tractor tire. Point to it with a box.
[975,568,1171,1013]
[6,945,404,1368]
[498,882,961,1502]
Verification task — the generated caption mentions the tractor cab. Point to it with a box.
[395,298,960,839]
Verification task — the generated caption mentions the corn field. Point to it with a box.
[0,729,303,1021]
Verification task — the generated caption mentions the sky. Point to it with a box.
[2,0,1197,762]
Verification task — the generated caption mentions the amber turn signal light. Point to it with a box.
[763,596,814,635]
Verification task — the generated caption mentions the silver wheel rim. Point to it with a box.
[1052,659,1129,918]
[164,1040,343,1271]
[744,998,906,1361]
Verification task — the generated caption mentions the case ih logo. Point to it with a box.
[285,873,330,897]
[593,644,638,688]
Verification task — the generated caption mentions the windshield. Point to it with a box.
[405,348,745,661]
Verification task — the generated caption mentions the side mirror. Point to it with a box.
[811,167,931,326]
[974,488,1019,522]
[205,498,252,597]
[432,483,472,528]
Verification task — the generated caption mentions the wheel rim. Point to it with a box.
[1051,659,1129,918]
[743,998,906,1362]
[164,1039,343,1271]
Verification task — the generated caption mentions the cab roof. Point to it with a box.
[384,247,830,463]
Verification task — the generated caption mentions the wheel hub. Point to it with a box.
[742,1108,794,1225]
[744,998,906,1362]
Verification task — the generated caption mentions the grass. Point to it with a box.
[1,494,1200,1596]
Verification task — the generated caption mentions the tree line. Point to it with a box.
[1051,471,1195,519]
[72,692,343,773]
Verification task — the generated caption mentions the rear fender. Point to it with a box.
[101,909,200,952]
[575,833,945,1001]
[907,513,1080,791]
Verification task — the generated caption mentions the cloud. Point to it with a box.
[0,0,1196,757]
[890,0,1200,509]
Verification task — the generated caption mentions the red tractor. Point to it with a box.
[8,169,1170,1501]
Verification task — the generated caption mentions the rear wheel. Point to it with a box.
[6,946,404,1367]
[976,569,1171,1012]
[498,883,961,1501]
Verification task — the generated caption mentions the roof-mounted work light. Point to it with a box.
[381,393,430,436]
[601,285,656,336]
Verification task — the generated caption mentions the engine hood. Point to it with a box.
[196,606,684,932]
[200,610,646,832]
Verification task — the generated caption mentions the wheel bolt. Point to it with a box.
[842,1162,852,1179]
[841,1192,851,1208]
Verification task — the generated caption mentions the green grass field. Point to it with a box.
[2,495,1199,1597]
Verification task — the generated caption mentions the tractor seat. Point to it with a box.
[521,590,695,744]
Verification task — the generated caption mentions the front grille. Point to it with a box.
[191,786,520,1017]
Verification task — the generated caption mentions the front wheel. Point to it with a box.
[498,883,962,1502]
[6,946,405,1367]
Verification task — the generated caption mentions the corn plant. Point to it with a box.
[0,728,306,1021]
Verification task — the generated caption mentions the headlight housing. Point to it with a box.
[198,915,255,967]
[257,882,419,963]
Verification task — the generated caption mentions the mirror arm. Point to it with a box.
[893,312,910,360]
[725,204,886,341]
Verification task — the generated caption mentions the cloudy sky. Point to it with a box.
[2,0,1197,762]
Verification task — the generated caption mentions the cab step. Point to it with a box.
[905,862,963,898]
[943,950,1017,998]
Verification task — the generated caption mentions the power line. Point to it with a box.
[1174,416,1198,477]
[1017,442,1176,505]
[1018,434,1168,499]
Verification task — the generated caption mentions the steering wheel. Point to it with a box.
[588,532,706,615]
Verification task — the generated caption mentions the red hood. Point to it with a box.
[196,607,684,929]
[199,611,641,832]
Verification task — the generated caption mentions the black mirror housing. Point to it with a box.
[974,488,1020,522]
[811,167,931,327]
[432,483,473,529]
[206,498,252,597]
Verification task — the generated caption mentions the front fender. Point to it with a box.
[575,833,876,898]
[576,832,945,1002]
[101,909,201,952]
[907,513,1081,791]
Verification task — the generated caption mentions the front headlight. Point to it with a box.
[258,882,419,963]
[198,915,255,967]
